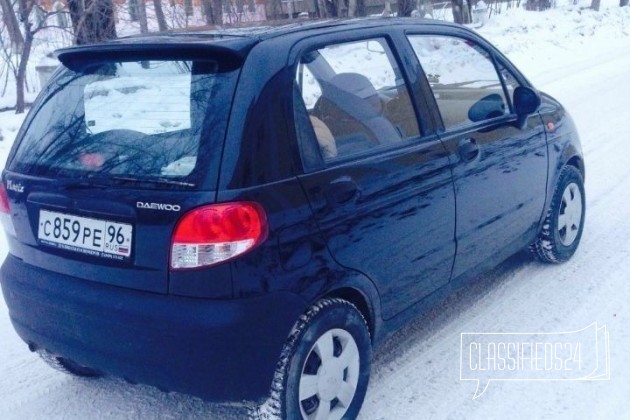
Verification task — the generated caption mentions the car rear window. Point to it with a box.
[9,58,239,189]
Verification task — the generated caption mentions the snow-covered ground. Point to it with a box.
[1,1,630,418]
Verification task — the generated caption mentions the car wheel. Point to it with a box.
[530,165,585,263]
[261,298,371,420]
[38,351,103,378]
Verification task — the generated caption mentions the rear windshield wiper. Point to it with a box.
[58,175,195,189]
[108,175,196,188]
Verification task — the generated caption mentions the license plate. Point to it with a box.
[38,210,132,260]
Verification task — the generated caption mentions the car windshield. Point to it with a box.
[9,58,239,189]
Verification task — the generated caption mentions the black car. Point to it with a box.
[0,18,584,419]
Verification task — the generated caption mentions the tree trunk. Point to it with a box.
[420,0,433,17]
[69,0,117,45]
[621,0,628,6]
[317,0,327,17]
[153,0,168,31]
[15,0,34,114]
[14,33,32,114]
[212,0,223,24]
[67,0,84,36]
[463,0,471,22]
[397,0,414,16]
[452,0,471,23]
[347,0,356,16]
[382,0,392,16]
[137,0,148,33]
[201,0,212,23]
[129,0,138,20]
[0,0,24,49]
[201,0,216,24]
[356,0,365,15]
[451,0,463,23]
[201,0,223,24]
[287,0,294,19]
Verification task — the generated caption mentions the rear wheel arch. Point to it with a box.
[325,286,376,342]
[257,297,372,419]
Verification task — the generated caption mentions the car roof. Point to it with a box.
[56,17,465,61]
[125,17,462,40]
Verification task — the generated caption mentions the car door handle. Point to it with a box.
[325,177,361,205]
[458,138,480,162]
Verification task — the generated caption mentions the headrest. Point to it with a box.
[331,73,378,100]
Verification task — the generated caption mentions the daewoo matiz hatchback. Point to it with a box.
[0,18,584,419]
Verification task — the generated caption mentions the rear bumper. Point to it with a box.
[0,254,307,402]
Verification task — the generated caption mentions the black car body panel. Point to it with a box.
[1,254,306,401]
[0,18,584,405]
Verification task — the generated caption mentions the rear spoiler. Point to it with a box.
[55,36,256,72]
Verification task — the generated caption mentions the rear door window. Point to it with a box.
[9,58,237,188]
[294,38,420,163]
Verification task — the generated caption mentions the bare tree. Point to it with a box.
[137,0,149,33]
[128,0,138,20]
[356,0,365,15]
[525,0,551,10]
[451,0,471,23]
[266,0,283,19]
[451,0,463,23]
[201,0,223,24]
[0,0,23,48]
[419,0,433,17]
[213,0,224,24]
[398,0,415,16]
[153,0,168,31]
[0,0,69,113]
[316,0,327,17]
[68,0,117,45]
[13,0,35,113]
[129,0,168,32]
[347,0,356,16]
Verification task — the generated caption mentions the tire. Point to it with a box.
[258,298,372,420]
[38,351,103,378]
[530,165,585,263]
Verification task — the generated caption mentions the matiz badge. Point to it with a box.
[6,180,24,193]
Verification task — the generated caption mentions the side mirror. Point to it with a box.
[513,86,541,116]
[468,93,506,123]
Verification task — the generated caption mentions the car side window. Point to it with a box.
[407,35,509,130]
[294,38,420,163]
[498,63,521,109]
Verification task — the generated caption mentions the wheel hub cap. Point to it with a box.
[299,328,360,420]
[317,365,343,401]
[557,182,582,246]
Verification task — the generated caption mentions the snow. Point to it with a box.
[83,62,192,135]
[1,1,630,418]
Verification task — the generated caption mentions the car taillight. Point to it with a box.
[0,184,15,237]
[170,202,268,270]
[0,185,9,214]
